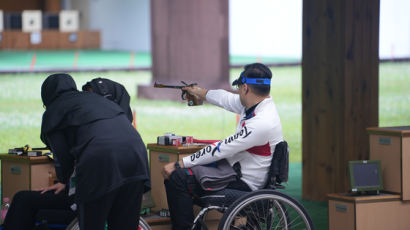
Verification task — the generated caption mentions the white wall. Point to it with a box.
[71,0,150,51]
[71,0,91,30]
[229,0,302,58]
[379,0,410,59]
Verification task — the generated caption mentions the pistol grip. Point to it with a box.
[186,92,203,106]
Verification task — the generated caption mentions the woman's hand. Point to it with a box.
[162,160,184,179]
[162,162,176,180]
[35,182,66,194]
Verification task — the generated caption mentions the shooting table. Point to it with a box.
[328,193,410,230]
[0,154,56,201]
[328,126,410,230]
[145,143,221,229]
[147,143,204,212]
[367,126,410,200]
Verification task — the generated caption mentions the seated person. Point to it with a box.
[2,76,142,230]
[162,63,283,230]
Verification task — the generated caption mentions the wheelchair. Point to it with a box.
[192,188,314,230]
[66,141,314,230]
[190,141,314,230]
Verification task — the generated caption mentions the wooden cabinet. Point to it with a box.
[0,155,56,201]
[367,126,410,200]
[328,193,410,230]
[147,144,204,212]
[0,30,100,50]
[146,144,220,229]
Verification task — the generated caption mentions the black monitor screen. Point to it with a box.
[43,14,59,29]
[349,160,383,192]
[6,13,22,29]
[352,163,380,187]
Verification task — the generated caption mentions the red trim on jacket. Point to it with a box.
[246,142,271,156]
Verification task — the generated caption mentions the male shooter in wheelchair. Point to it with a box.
[162,63,284,230]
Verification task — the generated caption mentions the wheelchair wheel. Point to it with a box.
[218,189,314,230]
[138,218,151,230]
[65,217,151,230]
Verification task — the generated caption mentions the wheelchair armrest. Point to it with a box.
[274,183,286,189]
[265,183,286,190]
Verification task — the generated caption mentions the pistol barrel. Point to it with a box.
[154,82,184,89]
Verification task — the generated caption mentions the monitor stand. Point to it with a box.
[349,190,380,196]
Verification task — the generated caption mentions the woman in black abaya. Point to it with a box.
[41,73,150,230]
[3,74,150,230]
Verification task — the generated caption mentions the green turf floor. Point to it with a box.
[0,50,299,71]
[285,163,328,230]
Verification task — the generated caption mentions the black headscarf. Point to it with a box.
[82,78,133,122]
[40,73,124,146]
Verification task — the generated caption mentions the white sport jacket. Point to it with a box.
[182,89,283,190]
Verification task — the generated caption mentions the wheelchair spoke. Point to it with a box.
[266,199,287,230]
[265,206,274,229]
[219,190,314,230]
[275,209,288,229]
[263,199,273,225]
[248,201,263,230]
[271,201,285,229]
[279,200,311,230]
[287,213,305,229]
[261,199,268,223]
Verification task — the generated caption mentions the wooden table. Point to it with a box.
[0,154,55,201]
[146,144,221,230]
[147,144,204,212]
[367,126,410,200]
[328,193,410,230]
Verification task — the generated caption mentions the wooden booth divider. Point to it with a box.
[0,30,100,50]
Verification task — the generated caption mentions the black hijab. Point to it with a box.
[40,73,124,146]
[82,78,133,122]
